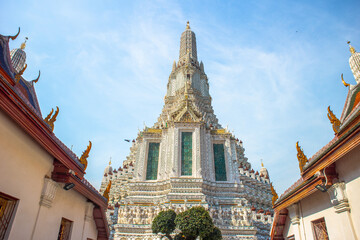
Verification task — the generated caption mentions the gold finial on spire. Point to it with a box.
[341,73,350,87]
[348,41,356,54]
[186,21,190,29]
[327,106,341,134]
[20,37,28,50]
[44,106,59,131]
[296,141,308,173]
[109,157,112,166]
[261,159,264,167]
[79,141,92,171]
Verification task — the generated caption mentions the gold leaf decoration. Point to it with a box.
[327,106,341,134]
[32,70,41,84]
[79,141,92,171]
[296,141,308,173]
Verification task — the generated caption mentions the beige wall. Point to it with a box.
[0,110,98,240]
[283,145,360,240]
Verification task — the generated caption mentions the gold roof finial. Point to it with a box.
[44,106,59,132]
[341,73,350,87]
[109,157,112,166]
[186,21,190,29]
[296,141,308,173]
[15,64,27,83]
[79,141,92,171]
[348,41,356,54]
[103,180,112,201]
[261,159,264,167]
[20,37,28,50]
[270,183,278,206]
[327,106,341,134]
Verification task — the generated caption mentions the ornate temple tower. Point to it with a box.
[101,22,273,240]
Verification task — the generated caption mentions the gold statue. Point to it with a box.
[270,183,278,206]
[44,106,59,132]
[103,180,112,201]
[296,141,308,173]
[9,27,20,40]
[79,141,92,171]
[15,64,27,83]
[327,106,341,134]
[341,74,350,87]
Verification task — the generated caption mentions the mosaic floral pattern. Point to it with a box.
[181,132,192,175]
[213,144,227,181]
[146,143,160,180]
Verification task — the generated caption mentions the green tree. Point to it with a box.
[152,209,177,240]
[175,206,221,240]
[152,206,222,240]
[202,226,222,240]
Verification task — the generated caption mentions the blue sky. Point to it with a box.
[1,0,360,194]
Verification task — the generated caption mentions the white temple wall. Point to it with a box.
[282,142,360,240]
[336,144,360,238]
[0,110,98,240]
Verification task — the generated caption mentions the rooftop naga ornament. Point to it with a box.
[103,180,112,201]
[44,106,59,132]
[15,64,27,83]
[31,70,41,84]
[341,73,350,87]
[296,141,308,173]
[327,106,341,134]
[79,141,92,171]
[270,183,278,206]
[9,27,20,41]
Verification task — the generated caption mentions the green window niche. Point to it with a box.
[146,143,160,180]
[213,144,227,181]
[181,132,193,176]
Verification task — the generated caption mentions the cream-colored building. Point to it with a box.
[271,42,360,240]
[0,31,109,239]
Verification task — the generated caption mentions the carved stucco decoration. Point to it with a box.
[39,177,58,208]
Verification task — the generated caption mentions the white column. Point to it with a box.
[288,203,302,240]
[328,182,358,240]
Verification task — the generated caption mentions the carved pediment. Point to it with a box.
[174,107,201,122]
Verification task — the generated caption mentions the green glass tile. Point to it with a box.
[213,144,227,181]
[181,132,192,175]
[146,143,160,180]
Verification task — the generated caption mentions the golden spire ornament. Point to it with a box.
[327,106,341,134]
[348,41,356,54]
[79,141,92,171]
[44,106,59,132]
[296,141,308,173]
[20,37,28,50]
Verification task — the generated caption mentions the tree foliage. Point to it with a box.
[175,206,214,239]
[152,206,222,240]
[152,209,177,240]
